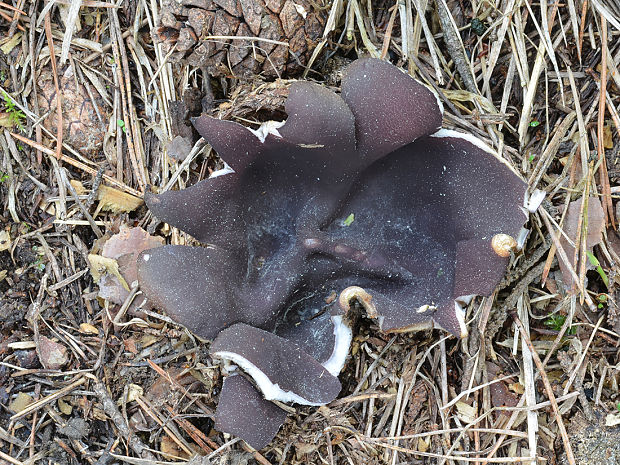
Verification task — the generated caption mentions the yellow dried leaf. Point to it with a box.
[0,229,10,252]
[79,323,99,334]
[92,406,108,421]
[160,435,190,460]
[70,180,87,195]
[9,392,33,414]
[119,384,143,404]
[140,334,159,348]
[508,382,525,395]
[0,32,22,55]
[417,436,430,452]
[455,401,477,423]
[58,397,73,415]
[295,442,319,458]
[88,254,130,291]
[0,112,15,128]
[603,124,613,149]
[97,185,143,213]
[0,270,6,282]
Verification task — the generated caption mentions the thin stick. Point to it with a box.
[597,15,615,228]
[43,9,63,160]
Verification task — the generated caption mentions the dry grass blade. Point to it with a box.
[511,313,576,465]
[59,0,82,64]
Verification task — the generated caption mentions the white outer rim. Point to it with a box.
[212,350,325,406]
[321,315,352,376]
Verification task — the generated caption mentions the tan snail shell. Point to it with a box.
[491,234,517,258]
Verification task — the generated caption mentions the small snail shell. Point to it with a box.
[491,234,517,257]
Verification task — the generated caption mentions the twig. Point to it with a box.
[43,8,63,160]
[434,0,478,93]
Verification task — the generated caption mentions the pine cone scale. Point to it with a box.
[156,0,327,77]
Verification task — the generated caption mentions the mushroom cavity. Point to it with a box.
[137,58,528,448]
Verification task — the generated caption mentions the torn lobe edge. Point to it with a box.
[212,314,353,406]
[337,285,471,338]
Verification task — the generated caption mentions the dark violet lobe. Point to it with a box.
[215,374,288,450]
[453,238,509,297]
[192,117,268,171]
[144,174,242,244]
[278,81,356,153]
[137,245,288,340]
[341,58,443,160]
[273,289,339,364]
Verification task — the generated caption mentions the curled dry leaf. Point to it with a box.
[90,227,163,307]
[558,196,605,289]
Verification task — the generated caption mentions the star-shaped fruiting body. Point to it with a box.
[137,58,527,449]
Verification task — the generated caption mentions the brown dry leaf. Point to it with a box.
[558,196,605,289]
[92,226,164,307]
[490,380,519,409]
[38,335,69,370]
[102,226,164,262]
[160,435,191,460]
[146,367,197,407]
[123,338,138,354]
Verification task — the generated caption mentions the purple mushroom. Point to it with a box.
[137,58,528,449]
